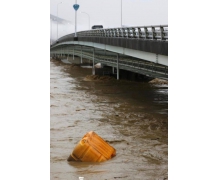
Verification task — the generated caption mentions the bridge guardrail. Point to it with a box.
[77,25,168,41]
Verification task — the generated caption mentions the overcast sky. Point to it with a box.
[50,0,168,39]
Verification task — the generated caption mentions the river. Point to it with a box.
[50,58,168,180]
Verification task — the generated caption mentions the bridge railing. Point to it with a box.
[77,25,168,41]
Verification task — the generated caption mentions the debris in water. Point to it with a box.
[67,131,116,162]
[148,78,168,85]
[76,109,85,111]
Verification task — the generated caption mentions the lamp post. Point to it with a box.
[57,2,62,40]
[75,0,77,37]
[121,0,122,27]
[81,12,90,30]
[50,19,53,45]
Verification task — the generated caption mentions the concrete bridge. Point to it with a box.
[50,25,168,80]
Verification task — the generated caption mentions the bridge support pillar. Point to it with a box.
[80,46,83,64]
[67,56,74,63]
[92,48,95,75]
[67,54,70,63]
[117,54,119,80]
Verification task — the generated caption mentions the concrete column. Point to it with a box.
[117,54,119,80]
[67,56,73,63]
[81,46,82,64]
[112,67,114,74]
[92,48,95,75]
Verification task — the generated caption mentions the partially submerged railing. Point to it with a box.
[50,47,168,79]
[77,25,168,41]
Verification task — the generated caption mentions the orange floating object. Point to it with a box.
[67,131,116,162]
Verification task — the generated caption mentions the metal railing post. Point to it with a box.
[144,27,149,39]
[127,28,131,38]
[120,28,123,37]
[160,26,164,40]
[151,26,155,40]
[122,28,126,38]
[138,27,142,38]
[73,46,75,60]
[132,28,136,38]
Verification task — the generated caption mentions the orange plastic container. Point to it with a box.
[67,131,116,162]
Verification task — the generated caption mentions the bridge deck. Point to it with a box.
[50,25,168,80]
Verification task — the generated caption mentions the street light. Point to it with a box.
[81,12,90,30]
[51,18,53,45]
[57,2,62,40]
[121,0,122,27]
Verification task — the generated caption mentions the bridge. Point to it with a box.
[50,25,168,80]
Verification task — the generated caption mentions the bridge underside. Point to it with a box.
[50,42,168,80]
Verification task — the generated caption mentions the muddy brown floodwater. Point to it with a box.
[50,58,168,180]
